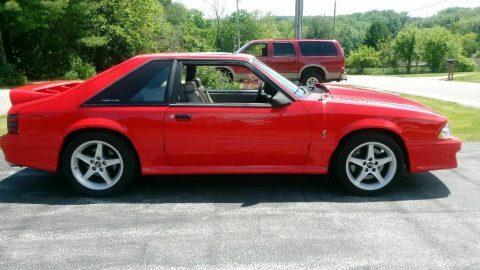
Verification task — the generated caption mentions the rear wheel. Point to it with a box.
[62,132,137,196]
[300,69,324,86]
[333,133,405,196]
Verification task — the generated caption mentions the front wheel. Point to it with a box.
[333,133,405,196]
[62,132,137,196]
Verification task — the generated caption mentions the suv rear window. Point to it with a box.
[87,60,173,105]
[299,41,338,56]
[273,43,295,56]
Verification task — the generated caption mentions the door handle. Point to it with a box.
[175,114,192,121]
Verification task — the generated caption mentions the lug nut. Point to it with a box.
[103,161,106,165]
[92,167,96,171]
[90,160,94,163]
[372,168,376,172]
[363,162,366,165]
[374,161,378,165]
[364,168,368,172]
[100,168,103,172]
[97,156,101,160]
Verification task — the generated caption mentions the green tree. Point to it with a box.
[365,21,390,49]
[304,16,333,39]
[378,38,397,69]
[460,33,478,57]
[218,10,278,52]
[346,45,380,73]
[417,27,462,72]
[394,26,418,73]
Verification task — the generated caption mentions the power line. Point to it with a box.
[409,0,449,12]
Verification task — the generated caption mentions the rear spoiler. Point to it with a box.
[10,80,82,106]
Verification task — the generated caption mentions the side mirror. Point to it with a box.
[271,93,292,107]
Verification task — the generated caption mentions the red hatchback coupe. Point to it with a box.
[0,53,461,196]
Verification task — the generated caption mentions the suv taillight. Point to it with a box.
[7,114,18,134]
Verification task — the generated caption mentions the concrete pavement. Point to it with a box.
[334,75,480,109]
[0,89,10,115]
[0,144,479,269]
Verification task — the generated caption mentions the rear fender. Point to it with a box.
[63,118,129,138]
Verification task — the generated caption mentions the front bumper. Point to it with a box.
[407,137,462,172]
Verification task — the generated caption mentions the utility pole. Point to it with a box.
[333,0,337,39]
[294,0,303,39]
[236,0,241,50]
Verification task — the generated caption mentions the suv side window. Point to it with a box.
[273,43,295,57]
[87,61,173,105]
[244,43,268,57]
[299,41,338,56]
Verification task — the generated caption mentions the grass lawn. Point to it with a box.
[402,94,480,142]
[451,72,480,83]
[0,115,6,136]
[394,73,447,78]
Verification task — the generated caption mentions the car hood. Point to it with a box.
[303,85,433,112]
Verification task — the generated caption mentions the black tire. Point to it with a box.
[62,132,137,196]
[333,132,405,196]
[300,69,324,86]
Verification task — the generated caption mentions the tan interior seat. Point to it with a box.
[193,78,213,103]
[183,81,203,103]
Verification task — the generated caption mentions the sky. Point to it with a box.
[173,0,480,18]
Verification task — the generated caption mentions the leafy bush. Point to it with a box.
[417,27,462,72]
[394,26,418,73]
[64,56,97,80]
[461,33,479,57]
[0,63,27,86]
[346,45,381,73]
[456,56,476,72]
[196,67,241,90]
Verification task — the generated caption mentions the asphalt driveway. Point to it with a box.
[0,144,479,269]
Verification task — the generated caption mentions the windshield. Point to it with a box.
[252,59,308,98]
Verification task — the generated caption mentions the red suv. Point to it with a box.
[234,39,346,86]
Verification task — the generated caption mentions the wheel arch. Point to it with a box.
[299,65,326,80]
[58,125,141,173]
[329,127,411,174]
[216,66,237,81]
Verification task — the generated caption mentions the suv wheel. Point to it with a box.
[62,132,137,196]
[333,133,405,196]
[300,70,324,86]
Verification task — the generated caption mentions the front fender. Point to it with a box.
[336,118,404,141]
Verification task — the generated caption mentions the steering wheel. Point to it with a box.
[255,82,265,103]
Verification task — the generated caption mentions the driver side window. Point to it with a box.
[176,63,286,105]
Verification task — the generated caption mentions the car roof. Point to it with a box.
[133,52,256,61]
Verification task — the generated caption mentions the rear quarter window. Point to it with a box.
[86,60,173,105]
[299,41,338,56]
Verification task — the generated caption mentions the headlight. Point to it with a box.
[438,123,452,139]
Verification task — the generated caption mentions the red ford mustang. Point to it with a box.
[0,53,461,196]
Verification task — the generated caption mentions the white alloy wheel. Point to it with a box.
[70,140,124,191]
[345,142,397,191]
[306,76,320,87]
